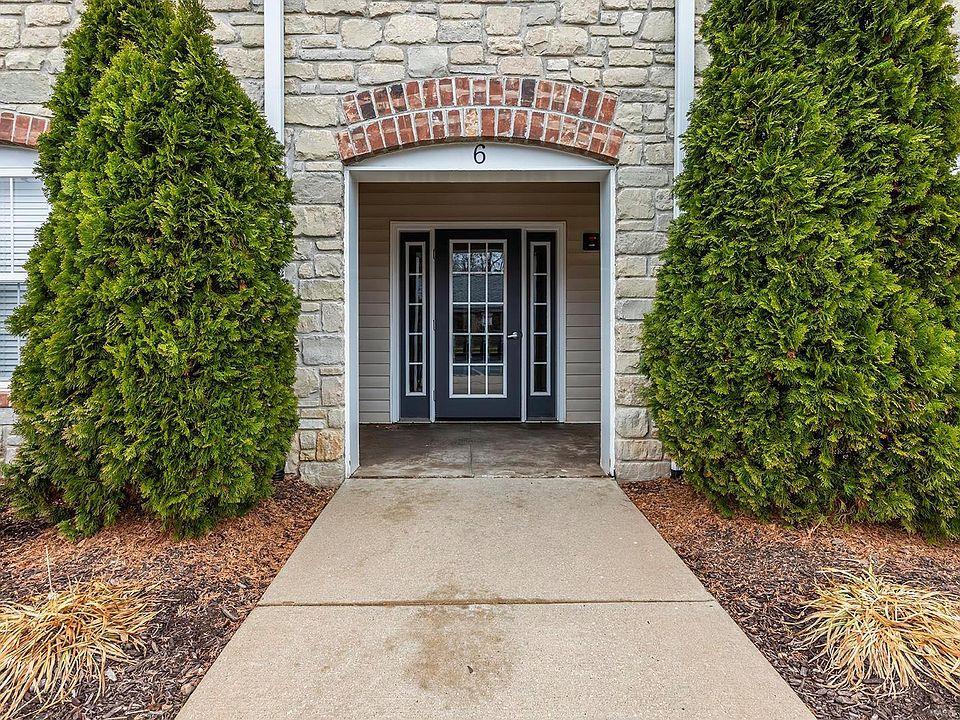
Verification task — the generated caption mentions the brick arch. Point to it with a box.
[0,110,49,148]
[337,77,624,164]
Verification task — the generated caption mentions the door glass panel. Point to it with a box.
[450,239,507,397]
[470,274,485,302]
[471,249,487,271]
[530,241,551,395]
[470,367,487,394]
[488,335,503,363]
[470,335,486,362]
[453,365,469,394]
[453,306,468,332]
[488,365,504,394]
[405,242,426,395]
[488,274,503,302]
[488,307,503,333]
[535,275,547,303]
[533,244,548,274]
[470,308,485,333]
[453,244,470,271]
[453,274,468,302]
[453,334,468,363]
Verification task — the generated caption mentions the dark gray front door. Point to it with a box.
[435,229,522,420]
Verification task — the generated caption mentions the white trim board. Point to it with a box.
[344,142,617,478]
[674,0,696,217]
[263,0,284,141]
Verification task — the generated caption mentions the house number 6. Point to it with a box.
[473,144,486,164]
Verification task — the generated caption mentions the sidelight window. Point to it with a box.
[405,241,426,395]
[530,241,551,395]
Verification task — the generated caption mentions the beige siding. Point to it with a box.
[358,182,601,424]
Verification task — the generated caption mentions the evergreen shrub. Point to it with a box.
[639,0,960,536]
[5,0,298,536]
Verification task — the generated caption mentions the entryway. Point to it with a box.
[344,144,619,477]
[354,173,608,475]
[356,423,603,477]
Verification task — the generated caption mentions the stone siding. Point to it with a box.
[285,0,677,481]
[0,0,682,482]
[0,0,266,116]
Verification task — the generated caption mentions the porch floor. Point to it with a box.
[356,422,603,478]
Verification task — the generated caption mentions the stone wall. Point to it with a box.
[283,0,677,481]
[0,0,266,116]
[0,0,681,483]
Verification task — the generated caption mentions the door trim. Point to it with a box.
[389,221,566,424]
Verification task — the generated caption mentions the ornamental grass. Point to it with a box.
[803,566,960,695]
[0,580,156,719]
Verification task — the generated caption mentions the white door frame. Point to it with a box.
[343,142,616,477]
[388,221,567,425]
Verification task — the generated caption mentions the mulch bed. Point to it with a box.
[0,477,335,720]
[624,478,960,720]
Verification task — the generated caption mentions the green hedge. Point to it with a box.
[5,0,298,537]
[639,0,960,537]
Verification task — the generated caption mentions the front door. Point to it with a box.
[435,229,522,419]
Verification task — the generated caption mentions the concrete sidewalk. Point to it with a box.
[177,477,814,719]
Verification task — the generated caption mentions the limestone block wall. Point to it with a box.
[0,0,266,116]
[285,0,677,481]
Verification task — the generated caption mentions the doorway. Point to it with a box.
[344,143,617,476]
[396,225,562,422]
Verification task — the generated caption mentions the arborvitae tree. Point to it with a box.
[5,0,174,534]
[803,1,960,535]
[37,0,174,198]
[638,0,938,531]
[6,0,298,536]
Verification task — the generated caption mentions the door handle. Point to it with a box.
[507,331,521,339]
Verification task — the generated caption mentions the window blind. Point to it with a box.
[0,175,48,382]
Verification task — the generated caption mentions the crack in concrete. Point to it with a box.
[258,598,716,608]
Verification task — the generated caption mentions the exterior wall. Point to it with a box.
[357,181,601,424]
[0,0,679,482]
[287,1,677,482]
[0,0,266,117]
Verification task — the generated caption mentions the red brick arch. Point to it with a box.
[337,76,623,164]
[0,110,49,148]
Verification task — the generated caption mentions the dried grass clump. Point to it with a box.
[803,566,960,695]
[0,580,156,718]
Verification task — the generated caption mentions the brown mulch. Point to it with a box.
[0,477,335,720]
[624,478,960,720]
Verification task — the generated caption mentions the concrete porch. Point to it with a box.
[357,422,603,478]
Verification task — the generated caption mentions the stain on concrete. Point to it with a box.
[395,602,514,703]
[375,481,453,523]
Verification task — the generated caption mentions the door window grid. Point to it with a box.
[530,241,551,395]
[405,241,426,396]
[450,240,506,398]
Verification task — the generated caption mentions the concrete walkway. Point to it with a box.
[177,477,814,719]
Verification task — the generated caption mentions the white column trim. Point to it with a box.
[599,170,616,476]
[344,171,360,476]
[263,0,284,141]
[674,0,696,217]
